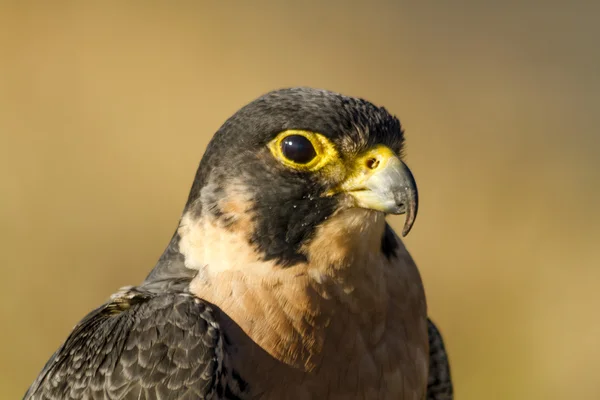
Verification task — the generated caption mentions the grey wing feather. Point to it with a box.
[426,318,454,400]
[24,288,224,400]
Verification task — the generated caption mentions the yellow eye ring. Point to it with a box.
[268,130,339,172]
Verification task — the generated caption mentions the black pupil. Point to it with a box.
[281,135,317,164]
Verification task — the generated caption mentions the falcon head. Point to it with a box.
[178,87,418,269]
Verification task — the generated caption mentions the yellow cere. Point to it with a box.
[332,144,400,194]
[268,130,341,172]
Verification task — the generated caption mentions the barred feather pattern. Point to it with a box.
[24,287,233,400]
[426,319,454,400]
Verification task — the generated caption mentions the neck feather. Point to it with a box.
[179,208,423,371]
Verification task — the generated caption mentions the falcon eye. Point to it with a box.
[280,135,317,164]
[268,130,338,172]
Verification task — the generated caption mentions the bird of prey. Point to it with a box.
[25,87,453,400]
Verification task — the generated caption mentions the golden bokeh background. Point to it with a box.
[1,2,599,399]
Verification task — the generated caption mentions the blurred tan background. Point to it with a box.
[1,1,599,399]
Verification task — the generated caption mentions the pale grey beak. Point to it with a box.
[339,146,419,236]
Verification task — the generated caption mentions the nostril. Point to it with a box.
[366,157,380,170]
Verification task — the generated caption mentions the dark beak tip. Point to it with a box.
[395,160,418,237]
[400,200,418,237]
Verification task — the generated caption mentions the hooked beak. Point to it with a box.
[337,145,419,236]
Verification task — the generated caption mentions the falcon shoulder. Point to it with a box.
[24,286,230,400]
[427,318,454,400]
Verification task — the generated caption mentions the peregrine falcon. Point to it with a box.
[24,88,453,399]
